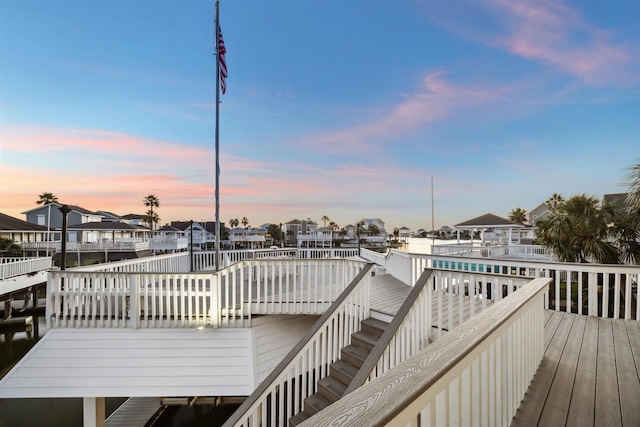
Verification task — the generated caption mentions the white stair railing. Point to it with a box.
[222,264,374,427]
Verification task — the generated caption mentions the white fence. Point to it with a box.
[224,264,374,427]
[0,257,52,280]
[431,244,552,260]
[47,259,367,329]
[300,277,550,427]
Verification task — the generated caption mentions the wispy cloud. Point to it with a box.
[294,71,517,154]
[421,0,638,86]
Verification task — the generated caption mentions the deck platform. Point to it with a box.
[511,311,640,427]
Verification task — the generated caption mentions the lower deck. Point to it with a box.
[512,311,640,426]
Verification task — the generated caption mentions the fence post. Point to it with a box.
[130,274,139,329]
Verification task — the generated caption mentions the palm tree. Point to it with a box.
[328,221,339,231]
[241,217,249,229]
[321,215,330,227]
[36,192,58,205]
[143,194,160,233]
[545,193,565,213]
[536,194,620,263]
[508,207,528,224]
[625,160,640,212]
[0,238,22,257]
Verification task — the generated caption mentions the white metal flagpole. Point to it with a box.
[214,0,221,271]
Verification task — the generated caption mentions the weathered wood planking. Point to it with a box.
[511,314,640,427]
[511,311,574,427]
[594,319,622,427]
[537,313,586,426]
[565,315,598,427]
[612,319,640,425]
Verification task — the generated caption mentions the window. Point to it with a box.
[37,214,46,226]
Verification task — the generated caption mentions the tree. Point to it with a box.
[241,217,249,229]
[267,224,283,246]
[369,224,380,236]
[143,194,160,233]
[625,160,640,212]
[0,238,22,257]
[229,218,239,228]
[508,207,528,224]
[328,221,339,231]
[546,193,565,213]
[536,194,640,264]
[36,192,58,205]
[321,215,330,227]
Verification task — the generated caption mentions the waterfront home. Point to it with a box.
[0,212,48,249]
[22,203,103,231]
[454,212,535,244]
[284,219,317,246]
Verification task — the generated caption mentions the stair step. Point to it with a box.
[341,344,369,368]
[361,317,389,337]
[318,375,347,403]
[289,410,311,427]
[351,330,380,352]
[304,392,331,415]
[329,359,359,385]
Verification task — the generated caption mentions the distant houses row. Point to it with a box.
[1,193,629,261]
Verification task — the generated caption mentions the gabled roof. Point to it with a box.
[170,221,207,231]
[22,203,99,216]
[0,212,48,232]
[454,213,522,228]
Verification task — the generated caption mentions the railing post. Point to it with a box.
[129,274,139,329]
[588,272,598,316]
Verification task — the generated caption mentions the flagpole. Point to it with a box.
[214,0,221,271]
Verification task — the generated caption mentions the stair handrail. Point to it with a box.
[223,262,375,427]
[345,268,434,395]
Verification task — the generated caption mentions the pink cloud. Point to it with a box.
[295,71,514,153]
[494,0,636,86]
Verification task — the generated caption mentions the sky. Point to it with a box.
[0,0,638,231]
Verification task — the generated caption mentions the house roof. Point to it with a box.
[602,193,631,212]
[66,222,147,231]
[454,213,522,228]
[156,225,182,232]
[0,212,48,232]
[22,203,99,216]
[121,213,146,220]
[96,210,121,219]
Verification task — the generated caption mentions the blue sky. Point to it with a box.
[1,0,638,231]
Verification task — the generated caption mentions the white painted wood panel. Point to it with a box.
[0,328,255,398]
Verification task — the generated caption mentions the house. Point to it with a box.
[284,219,317,246]
[297,226,332,248]
[438,226,455,238]
[22,203,102,230]
[398,226,411,239]
[528,202,552,227]
[0,212,48,255]
[66,221,148,243]
[602,192,631,212]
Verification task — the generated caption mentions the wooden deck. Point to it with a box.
[511,311,640,427]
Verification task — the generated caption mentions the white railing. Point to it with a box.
[346,269,532,396]
[429,254,640,320]
[47,259,367,329]
[223,264,374,427]
[0,257,52,280]
[71,252,193,273]
[149,238,189,250]
[20,241,151,252]
[431,244,552,260]
[300,277,550,427]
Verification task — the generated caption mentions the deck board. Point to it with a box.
[511,313,640,427]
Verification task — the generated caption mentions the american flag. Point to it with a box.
[217,24,227,94]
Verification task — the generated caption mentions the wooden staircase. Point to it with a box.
[289,317,389,426]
